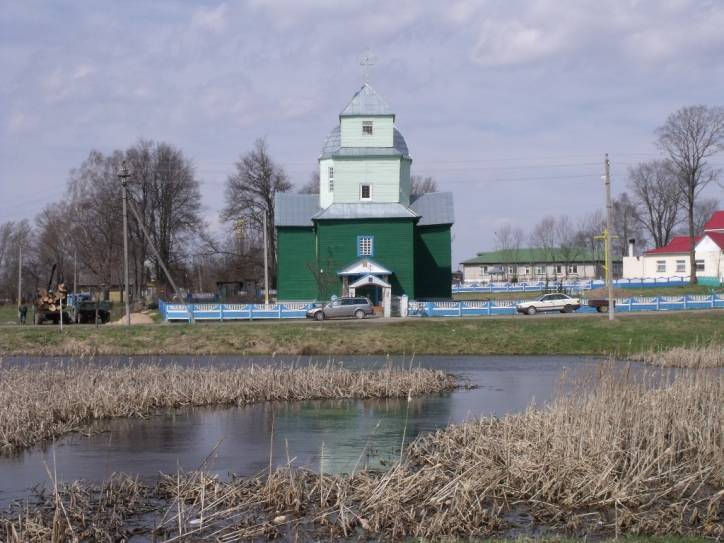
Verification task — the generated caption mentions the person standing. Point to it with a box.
[19,303,28,325]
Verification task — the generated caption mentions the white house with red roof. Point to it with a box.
[623,210,724,286]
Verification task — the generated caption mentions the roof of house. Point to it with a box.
[275,193,320,227]
[313,203,418,220]
[644,235,701,255]
[703,210,724,232]
[409,192,455,226]
[700,231,724,250]
[320,125,410,159]
[461,247,620,265]
[340,83,393,116]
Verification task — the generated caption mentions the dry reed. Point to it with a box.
[0,361,455,453]
[2,357,721,541]
[632,341,723,367]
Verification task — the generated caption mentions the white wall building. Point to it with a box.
[623,211,724,286]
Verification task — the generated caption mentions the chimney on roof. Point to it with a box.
[628,239,635,258]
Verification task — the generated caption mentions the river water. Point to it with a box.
[0,355,603,507]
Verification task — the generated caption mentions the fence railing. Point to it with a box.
[409,294,724,317]
[160,294,722,322]
[453,276,690,293]
[159,300,315,321]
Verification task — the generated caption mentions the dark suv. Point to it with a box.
[306,297,374,320]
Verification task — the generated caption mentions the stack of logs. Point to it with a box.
[34,283,68,312]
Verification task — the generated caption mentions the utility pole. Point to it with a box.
[73,251,77,305]
[118,161,132,327]
[263,212,269,305]
[604,154,615,321]
[17,246,22,310]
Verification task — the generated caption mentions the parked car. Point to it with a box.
[516,293,581,315]
[306,297,374,320]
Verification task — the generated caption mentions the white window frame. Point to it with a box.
[554,265,562,274]
[360,184,372,201]
[695,259,705,272]
[567,264,578,274]
[358,235,374,257]
[675,259,686,273]
[328,167,334,192]
[536,265,545,275]
[656,260,666,273]
[362,121,373,135]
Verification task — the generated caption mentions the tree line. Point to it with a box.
[0,104,720,306]
[494,105,722,283]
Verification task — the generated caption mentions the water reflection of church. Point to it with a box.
[275,83,454,309]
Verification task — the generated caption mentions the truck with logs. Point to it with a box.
[33,265,113,324]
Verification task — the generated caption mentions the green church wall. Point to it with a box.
[317,219,416,298]
[276,227,318,300]
[415,224,452,299]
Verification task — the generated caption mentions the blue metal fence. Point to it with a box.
[159,300,315,321]
[452,276,690,294]
[160,294,722,322]
[408,294,724,317]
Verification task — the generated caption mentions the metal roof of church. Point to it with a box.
[409,192,455,226]
[340,83,393,116]
[320,125,410,159]
[275,193,319,226]
[313,203,418,220]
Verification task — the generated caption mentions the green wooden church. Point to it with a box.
[275,83,454,306]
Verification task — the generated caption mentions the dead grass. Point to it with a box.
[632,341,723,368]
[0,361,455,454]
[2,353,720,541]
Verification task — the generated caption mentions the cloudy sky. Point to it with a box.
[1,0,723,265]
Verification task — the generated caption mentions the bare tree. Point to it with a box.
[66,150,125,294]
[612,192,646,256]
[494,223,524,280]
[410,175,438,196]
[222,138,292,286]
[554,216,582,277]
[693,197,720,235]
[530,216,557,262]
[628,160,681,248]
[0,220,35,303]
[298,171,320,194]
[575,210,606,277]
[657,105,724,282]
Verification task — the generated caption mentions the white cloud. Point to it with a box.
[191,3,228,33]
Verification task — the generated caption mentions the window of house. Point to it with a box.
[508,266,514,274]
[357,235,374,257]
[568,264,578,274]
[362,121,373,135]
[481,265,488,274]
[536,265,545,275]
[328,167,334,192]
[555,265,562,274]
[656,260,666,273]
[360,184,371,200]
[524,266,530,275]
[675,260,686,273]
[696,259,705,272]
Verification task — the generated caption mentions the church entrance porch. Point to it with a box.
[338,259,393,317]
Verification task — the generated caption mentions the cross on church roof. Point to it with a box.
[359,51,376,84]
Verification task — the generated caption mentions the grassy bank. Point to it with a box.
[0,362,455,453]
[0,311,722,357]
[3,359,720,541]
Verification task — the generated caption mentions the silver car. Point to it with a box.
[306,297,374,321]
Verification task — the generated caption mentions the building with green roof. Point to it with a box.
[460,247,622,283]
